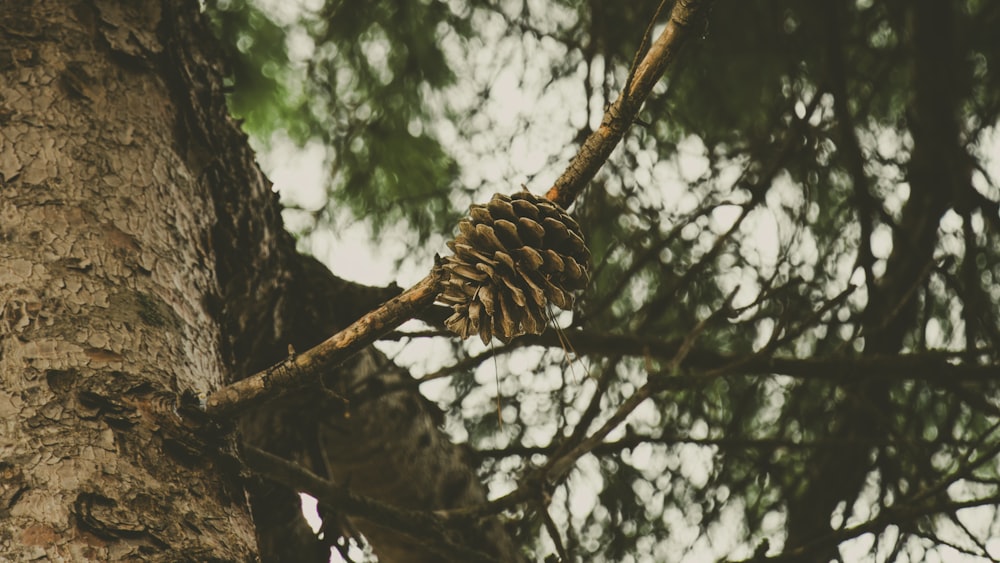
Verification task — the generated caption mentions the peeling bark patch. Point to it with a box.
[0,46,39,74]
[161,436,204,468]
[73,492,146,540]
[0,259,36,286]
[45,369,77,395]
[84,348,123,363]
[101,222,141,255]
[0,462,28,515]
[93,0,163,58]
[58,257,93,273]
[39,398,65,421]
[20,523,58,546]
[77,390,134,420]
[60,61,100,103]
[0,10,42,40]
[135,291,169,327]
[1,290,45,334]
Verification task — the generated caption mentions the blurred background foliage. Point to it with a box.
[206,0,1000,561]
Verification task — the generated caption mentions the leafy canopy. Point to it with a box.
[209,0,1000,561]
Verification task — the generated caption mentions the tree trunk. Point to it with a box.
[1,1,521,561]
[0,0,257,559]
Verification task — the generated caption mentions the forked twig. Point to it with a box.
[205,268,446,417]
[546,0,710,208]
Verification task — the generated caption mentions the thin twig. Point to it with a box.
[541,503,569,562]
[733,494,1000,563]
[205,269,446,418]
[543,287,738,482]
[473,433,891,460]
[545,0,712,208]
[425,327,997,385]
[417,342,515,383]
[623,0,671,99]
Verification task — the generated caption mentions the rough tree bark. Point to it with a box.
[1,1,520,561]
[0,1,257,559]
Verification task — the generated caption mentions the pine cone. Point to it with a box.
[439,191,590,344]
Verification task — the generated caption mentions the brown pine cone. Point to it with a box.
[438,191,590,344]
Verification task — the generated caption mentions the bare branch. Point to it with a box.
[542,288,737,482]
[545,0,713,208]
[475,434,890,461]
[425,327,998,385]
[203,0,714,420]
[205,269,446,418]
[745,495,1000,563]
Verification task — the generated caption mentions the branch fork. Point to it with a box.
[203,0,712,421]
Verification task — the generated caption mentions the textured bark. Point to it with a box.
[1,1,523,562]
[0,0,256,559]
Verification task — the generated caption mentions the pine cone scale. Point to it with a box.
[439,190,591,344]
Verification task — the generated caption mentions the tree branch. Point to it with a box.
[545,0,713,209]
[203,0,714,420]
[474,433,892,461]
[205,269,446,418]
[738,494,1000,563]
[542,287,736,483]
[420,327,998,385]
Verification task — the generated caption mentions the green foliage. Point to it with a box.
[206,0,310,142]
[206,0,471,239]
[217,0,1000,561]
[305,1,470,238]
